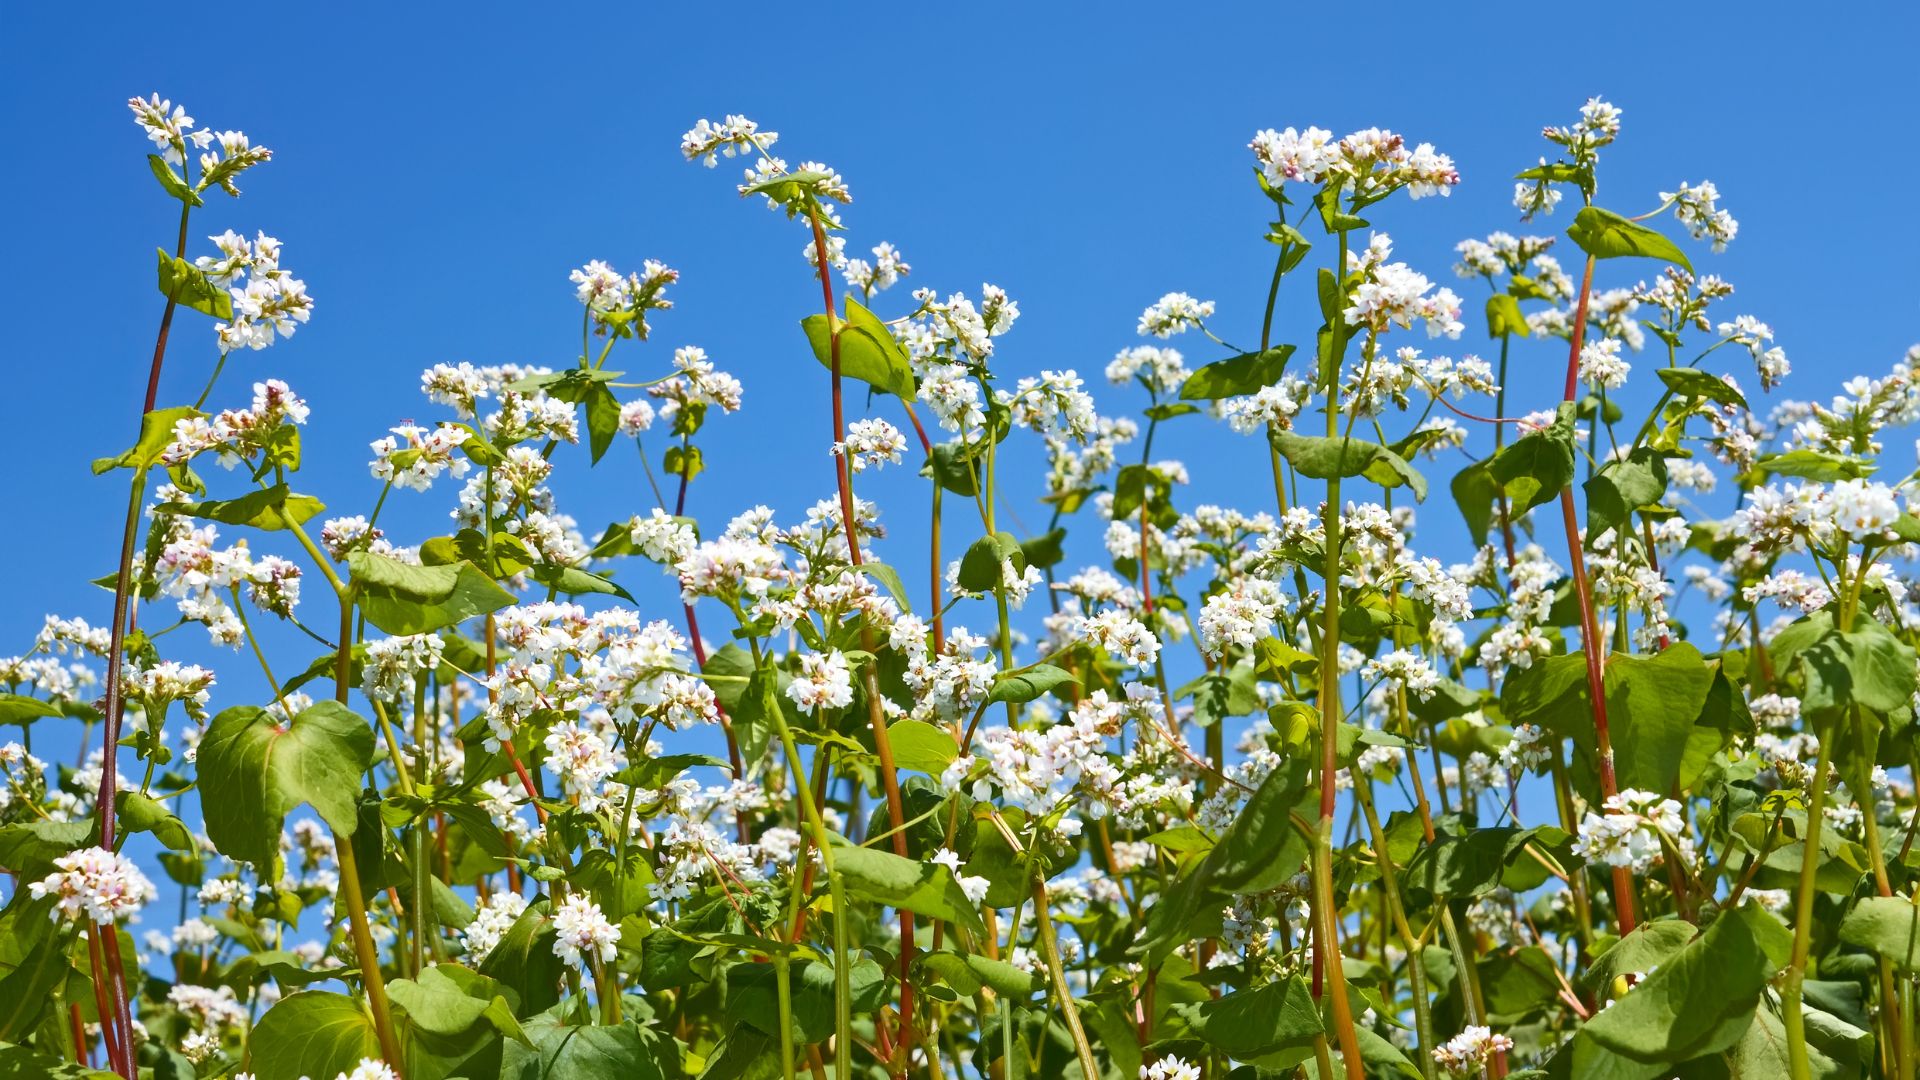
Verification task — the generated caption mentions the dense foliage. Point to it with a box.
[1,92,1915,1080]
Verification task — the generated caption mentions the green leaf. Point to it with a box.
[1582,904,1783,1064]
[0,695,60,727]
[145,154,203,206]
[1584,447,1668,542]
[1178,346,1295,400]
[196,701,375,870]
[0,1041,118,1079]
[1656,367,1748,411]
[987,664,1078,706]
[725,957,887,1044]
[1451,459,1499,547]
[348,552,515,636]
[93,406,203,475]
[1486,293,1530,338]
[1794,616,1918,719]
[801,296,916,401]
[477,900,563,1017]
[156,247,234,319]
[1838,895,1920,971]
[1272,432,1427,500]
[1175,665,1261,728]
[918,950,1038,999]
[247,991,384,1080]
[1016,529,1067,571]
[0,935,72,1042]
[1503,643,1713,795]
[584,381,621,464]
[926,443,981,497]
[114,790,192,851]
[1178,973,1322,1059]
[1489,401,1576,515]
[831,842,988,938]
[530,563,633,603]
[885,719,959,774]
[1752,449,1874,482]
[957,532,1025,593]
[0,820,95,880]
[388,962,528,1046]
[1567,206,1693,273]
[502,1017,681,1080]
[160,483,325,532]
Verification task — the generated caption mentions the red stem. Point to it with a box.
[1557,253,1637,934]
[807,207,916,1070]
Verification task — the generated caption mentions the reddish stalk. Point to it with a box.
[1556,253,1637,934]
[806,206,916,1070]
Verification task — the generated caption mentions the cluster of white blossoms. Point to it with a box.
[1107,345,1190,394]
[1730,477,1907,556]
[1578,337,1631,390]
[128,93,272,193]
[1136,292,1215,338]
[1572,789,1694,874]
[1247,125,1458,201]
[1663,179,1739,252]
[1434,1026,1517,1077]
[1140,1056,1202,1080]
[930,848,991,905]
[570,258,677,337]
[842,240,911,295]
[832,417,908,472]
[1343,234,1465,339]
[369,423,471,492]
[550,894,621,968]
[787,648,854,712]
[193,230,314,353]
[29,846,157,924]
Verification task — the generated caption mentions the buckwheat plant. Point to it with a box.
[3,91,1919,1080]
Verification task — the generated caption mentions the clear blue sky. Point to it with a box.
[3,2,1918,749]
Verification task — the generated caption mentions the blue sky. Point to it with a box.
[2,2,1918,781]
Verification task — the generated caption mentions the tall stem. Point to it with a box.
[1782,721,1835,1080]
[1555,253,1637,934]
[807,205,916,1069]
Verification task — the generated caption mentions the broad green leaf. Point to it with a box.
[1174,665,1261,728]
[196,701,375,870]
[1752,449,1874,482]
[1018,529,1067,570]
[584,380,620,464]
[502,1016,681,1080]
[611,753,728,791]
[1273,432,1428,500]
[925,443,980,497]
[1584,447,1668,544]
[957,531,1025,593]
[115,790,193,851]
[1503,643,1713,795]
[1451,458,1499,546]
[530,563,633,602]
[1794,616,1917,719]
[1489,401,1575,515]
[987,664,1078,706]
[160,483,324,532]
[0,694,60,727]
[1486,293,1530,338]
[918,950,1038,998]
[477,900,563,1016]
[1582,904,1784,1064]
[1567,206,1693,273]
[0,1041,118,1079]
[1838,895,1920,970]
[1656,367,1748,410]
[146,154,203,206]
[348,551,515,636]
[1178,346,1295,400]
[0,820,95,880]
[0,935,71,1042]
[1583,919,1697,993]
[387,962,528,1046]
[831,842,988,938]
[93,406,203,475]
[724,957,886,1044]
[884,719,959,774]
[156,247,234,319]
[247,991,383,1080]
[1177,973,1321,1059]
[800,296,916,400]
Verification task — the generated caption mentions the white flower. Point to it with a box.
[787,650,854,713]
[29,847,157,924]
[550,895,620,967]
[1142,1057,1202,1080]
[1579,338,1631,390]
[1138,293,1215,338]
[1434,1026,1515,1077]
[931,847,990,905]
[833,418,909,473]
[1085,610,1161,668]
[462,891,529,961]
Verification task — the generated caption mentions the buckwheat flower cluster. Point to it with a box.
[1363,649,1440,701]
[1197,577,1286,659]
[1543,96,1623,158]
[126,660,217,721]
[1572,789,1693,874]
[833,418,909,473]
[550,894,620,968]
[681,114,776,166]
[1579,337,1631,390]
[1137,292,1215,338]
[788,649,854,713]
[1084,609,1161,668]
[1107,345,1190,394]
[461,891,528,962]
[1434,1026,1516,1077]
[650,345,744,416]
[369,423,471,492]
[842,241,910,295]
[1717,315,1791,390]
[202,232,312,353]
[1248,126,1458,201]
[1141,1056,1202,1080]
[1343,235,1464,339]
[570,258,677,338]
[30,846,157,924]
[1662,179,1738,252]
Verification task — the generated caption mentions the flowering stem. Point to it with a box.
[806,204,917,1069]
[1030,877,1099,1080]
[1354,780,1437,1079]
[1556,252,1638,935]
[1782,716,1835,1080]
[336,837,406,1072]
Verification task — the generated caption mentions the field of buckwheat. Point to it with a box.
[4,83,1920,1080]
